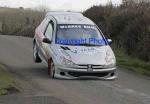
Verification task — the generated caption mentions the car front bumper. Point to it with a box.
[54,65,117,80]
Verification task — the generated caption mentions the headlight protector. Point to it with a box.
[60,56,76,66]
[59,50,76,66]
[105,50,116,68]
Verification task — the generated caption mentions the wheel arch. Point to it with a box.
[33,38,36,45]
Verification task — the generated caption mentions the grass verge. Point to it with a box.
[0,64,18,95]
[113,46,150,76]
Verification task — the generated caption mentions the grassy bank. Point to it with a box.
[0,64,17,95]
[113,47,150,76]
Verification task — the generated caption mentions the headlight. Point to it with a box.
[60,56,76,66]
[105,50,116,68]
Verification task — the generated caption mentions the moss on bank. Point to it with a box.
[0,64,18,95]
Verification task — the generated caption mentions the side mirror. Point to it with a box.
[43,38,51,44]
[107,39,112,44]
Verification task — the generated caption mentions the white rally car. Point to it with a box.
[33,12,117,80]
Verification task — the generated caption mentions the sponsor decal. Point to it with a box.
[60,25,81,29]
[59,25,97,29]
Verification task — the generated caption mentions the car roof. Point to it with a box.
[46,11,95,25]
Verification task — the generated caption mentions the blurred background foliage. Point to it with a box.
[84,1,150,62]
[0,7,44,37]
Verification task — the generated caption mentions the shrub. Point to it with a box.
[83,1,150,62]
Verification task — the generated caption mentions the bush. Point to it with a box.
[83,1,150,62]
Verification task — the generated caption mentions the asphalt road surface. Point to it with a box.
[0,35,150,104]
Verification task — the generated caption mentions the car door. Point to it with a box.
[41,21,54,62]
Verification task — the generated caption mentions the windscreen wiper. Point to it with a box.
[79,43,102,46]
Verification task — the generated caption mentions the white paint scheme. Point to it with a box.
[34,11,117,80]
[46,11,95,25]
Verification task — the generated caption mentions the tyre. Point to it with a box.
[33,43,42,63]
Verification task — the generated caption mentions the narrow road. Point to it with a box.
[0,35,150,104]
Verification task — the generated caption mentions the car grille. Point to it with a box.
[77,64,105,69]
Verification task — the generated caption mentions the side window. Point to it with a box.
[45,23,53,41]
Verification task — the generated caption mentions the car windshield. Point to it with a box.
[56,24,106,46]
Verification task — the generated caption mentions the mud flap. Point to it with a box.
[48,59,52,75]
